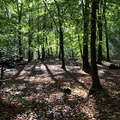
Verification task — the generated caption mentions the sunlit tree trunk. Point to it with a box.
[90,0,103,94]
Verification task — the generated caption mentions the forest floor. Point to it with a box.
[0,60,120,120]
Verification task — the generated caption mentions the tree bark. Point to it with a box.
[28,18,33,62]
[42,46,45,61]
[82,0,90,72]
[90,0,103,94]
[103,0,110,62]
[97,12,103,64]
[17,3,23,61]
[60,27,66,69]
[54,0,66,69]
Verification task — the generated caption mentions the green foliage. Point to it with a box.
[0,0,119,60]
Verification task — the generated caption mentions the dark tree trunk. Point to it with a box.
[18,25,23,61]
[0,54,3,85]
[17,3,23,61]
[90,0,103,94]
[97,13,103,64]
[59,27,66,69]
[37,49,40,60]
[42,46,45,61]
[37,35,40,60]
[28,32,33,62]
[54,0,66,69]
[28,16,34,62]
[82,0,90,72]
[37,17,41,60]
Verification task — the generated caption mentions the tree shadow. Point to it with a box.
[27,62,44,76]
[43,62,89,91]
[43,62,63,92]
[14,65,25,78]
[89,90,120,119]
[64,69,89,90]
[100,70,120,92]
[0,98,25,120]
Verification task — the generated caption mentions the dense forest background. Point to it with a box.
[0,0,120,61]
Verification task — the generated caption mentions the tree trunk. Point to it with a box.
[18,24,23,61]
[54,0,66,69]
[60,27,66,69]
[28,27,33,62]
[17,2,23,61]
[89,0,103,94]
[0,53,3,85]
[37,35,40,60]
[103,0,110,62]
[82,0,90,72]
[77,34,83,58]
[37,49,40,60]
[97,12,103,64]
[42,46,45,61]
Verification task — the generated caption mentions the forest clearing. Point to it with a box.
[0,60,120,120]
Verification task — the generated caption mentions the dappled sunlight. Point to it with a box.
[1,60,120,119]
[72,87,88,98]
[47,92,63,103]
[15,110,38,120]
[98,69,106,76]
[81,96,99,119]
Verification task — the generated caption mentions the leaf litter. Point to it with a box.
[0,60,120,120]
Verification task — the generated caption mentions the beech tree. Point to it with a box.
[82,0,90,72]
[97,1,103,64]
[89,0,103,94]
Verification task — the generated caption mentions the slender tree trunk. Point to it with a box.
[103,0,110,62]
[89,0,103,94]
[37,16,41,60]
[70,36,75,59]
[0,66,3,86]
[18,24,23,61]
[28,18,33,62]
[77,34,83,58]
[60,27,66,69]
[42,46,45,61]
[17,2,23,61]
[97,12,103,64]
[37,33,40,60]
[54,0,66,69]
[28,36,32,62]
[37,49,40,60]
[82,0,90,72]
